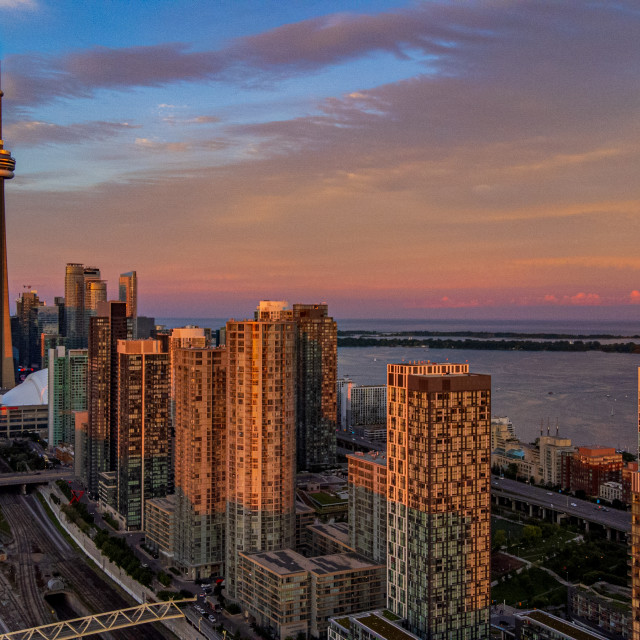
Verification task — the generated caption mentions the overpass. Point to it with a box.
[0,599,194,639]
[0,469,74,488]
[492,476,630,540]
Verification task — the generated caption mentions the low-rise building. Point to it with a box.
[329,610,417,640]
[145,494,176,565]
[98,471,117,513]
[492,444,541,483]
[539,433,573,487]
[562,447,623,497]
[491,417,516,451]
[568,584,630,640]
[308,522,352,556]
[296,500,316,555]
[515,610,609,640]
[239,549,385,639]
[600,481,623,503]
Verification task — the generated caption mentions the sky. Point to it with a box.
[1,0,639,320]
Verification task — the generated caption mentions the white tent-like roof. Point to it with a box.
[0,369,48,406]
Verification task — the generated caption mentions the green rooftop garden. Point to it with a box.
[525,611,606,640]
[356,614,416,640]
[310,492,347,506]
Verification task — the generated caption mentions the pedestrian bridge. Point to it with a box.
[0,599,194,639]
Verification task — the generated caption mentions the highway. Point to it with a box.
[0,468,74,487]
[492,476,630,532]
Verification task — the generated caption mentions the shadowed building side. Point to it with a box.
[116,339,169,531]
[293,303,337,471]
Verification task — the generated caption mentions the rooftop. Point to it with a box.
[241,549,383,576]
[352,612,418,640]
[520,611,609,640]
[347,450,387,466]
[309,521,350,545]
[0,369,48,406]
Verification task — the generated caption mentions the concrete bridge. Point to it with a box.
[491,476,630,541]
[0,469,74,488]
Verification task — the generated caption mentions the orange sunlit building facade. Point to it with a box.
[387,362,491,640]
[562,446,623,497]
[173,346,227,579]
[226,319,297,599]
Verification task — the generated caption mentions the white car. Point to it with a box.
[570,502,577,507]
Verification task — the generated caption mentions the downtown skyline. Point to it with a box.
[1,0,640,319]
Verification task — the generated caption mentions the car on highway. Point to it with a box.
[208,615,216,623]
[546,492,553,495]
[571,502,577,506]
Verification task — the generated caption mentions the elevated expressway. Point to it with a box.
[492,476,630,541]
[0,469,74,488]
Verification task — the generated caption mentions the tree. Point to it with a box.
[521,525,542,547]
[493,530,507,550]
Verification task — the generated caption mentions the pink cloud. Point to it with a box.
[565,292,601,306]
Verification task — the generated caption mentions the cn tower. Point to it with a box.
[0,70,15,389]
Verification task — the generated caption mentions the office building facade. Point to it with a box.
[118,271,137,336]
[86,301,127,493]
[116,339,169,530]
[293,303,337,471]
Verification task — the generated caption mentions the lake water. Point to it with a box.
[158,317,640,452]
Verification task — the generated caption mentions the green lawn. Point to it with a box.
[492,567,566,608]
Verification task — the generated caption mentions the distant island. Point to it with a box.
[337,331,640,353]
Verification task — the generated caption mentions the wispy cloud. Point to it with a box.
[5,1,639,111]
[5,119,140,146]
[0,0,36,9]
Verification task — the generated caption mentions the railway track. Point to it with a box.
[0,491,176,640]
[0,494,55,626]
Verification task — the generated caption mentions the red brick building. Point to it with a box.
[561,447,623,497]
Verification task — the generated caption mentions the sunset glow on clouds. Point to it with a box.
[1,0,639,318]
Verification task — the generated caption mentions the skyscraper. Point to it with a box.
[15,289,41,368]
[174,346,227,579]
[119,271,137,337]
[64,263,104,347]
[86,301,127,493]
[167,326,209,493]
[292,303,337,470]
[116,339,169,530]
[48,345,88,446]
[254,300,337,470]
[0,79,15,389]
[226,318,297,599]
[84,278,107,331]
[64,263,85,344]
[386,362,491,640]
